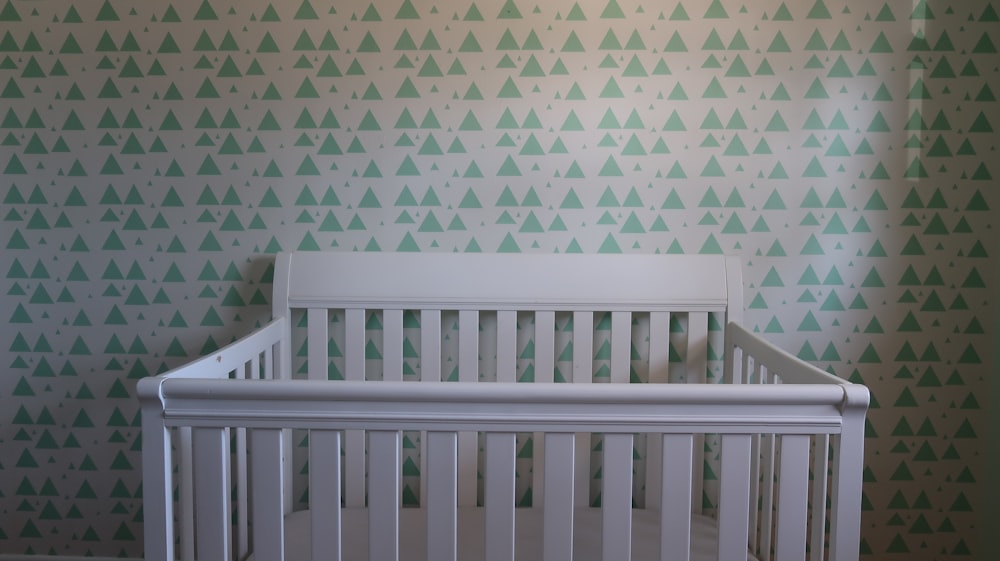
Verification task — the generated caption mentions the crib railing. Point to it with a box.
[139,320,868,561]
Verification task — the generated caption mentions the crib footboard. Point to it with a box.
[726,322,869,561]
[140,326,868,561]
[138,318,287,561]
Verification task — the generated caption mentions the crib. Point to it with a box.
[138,252,869,561]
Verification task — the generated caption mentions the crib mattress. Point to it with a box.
[253,507,756,561]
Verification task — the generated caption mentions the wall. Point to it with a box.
[0,0,997,558]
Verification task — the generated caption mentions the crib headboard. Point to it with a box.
[271,251,743,377]
[267,252,744,514]
[272,252,742,315]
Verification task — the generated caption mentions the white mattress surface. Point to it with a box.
[251,507,755,561]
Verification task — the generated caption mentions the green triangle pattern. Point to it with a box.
[0,0,997,557]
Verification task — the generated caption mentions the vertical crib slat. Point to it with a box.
[458,310,479,507]
[427,431,458,561]
[310,430,342,561]
[686,312,708,383]
[809,435,830,561]
[602,433,633,561]
[609,312,631,383]
[485,432,516,561]
[251,429,285,561]
[369,430,400,561]
[571,311,593,507]
[748,432,762,554]
[307,308,328,380]
[419,309,442,505]
[718,434,752,561]
[660,434,693,561]
[534,310,556,382]
[571,311,594,383]
[178,427,195,561]
[344,308,366,508]
[140,413,174,561]
[828,403,867,561]
[421,309,443,382]
[687,312,709,514]
[383,309,404,381]
[648,312,671,384]
[759,369,777,561]
[533,310,556,508]
[775,435,810,561]
[496,310,517,382]
[748,357,765,554]
[645,312,670,512]
[193,427,232,561]
[235,430,249,559]
[543,433,575,561]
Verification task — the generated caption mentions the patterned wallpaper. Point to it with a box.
[0,0,997,558]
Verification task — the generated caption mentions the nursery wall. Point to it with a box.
[0,0,997,558]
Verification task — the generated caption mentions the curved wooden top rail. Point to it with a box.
[272,252,743,314]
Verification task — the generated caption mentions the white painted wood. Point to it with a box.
[648,312,671,383]
[235,425,249,560]
[458,310,479,507]
[383,309,404,381]
[759,433,776,561]
[543,433,575,561]
[235,363,250,561]
[660,434,694,561]
[533,311,557,505]
[687,312,708,514]
[571,311,593,508]
[602,433,634,561]
[368,430,400,561]
[426,432,458,561]
[309,430,341,561]
[610,312,631,384]
[137,411,173,561]
[775,435,810,561]
[485,432,516,561]
[307,308,328,381]
[645,311,670,512]
[250,429,285,561]
[810,435,830,561]
[534,310,556,383]
[718,434,752,561]
[178,427,195,561]
[458,310,479,383]
[138,253,869,561]
[419,309,442,507]
[827,385,870,561]
[192,427,231,561]
[496,310,517,383]
[344,308,366,380]
[420,309,442,382]
[748,432,762,555]
[571,311,594,385]
[282,253,732,312]
[344,308,366,508]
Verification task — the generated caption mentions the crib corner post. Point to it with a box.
[138,378,174,561]
[828,384,870,561]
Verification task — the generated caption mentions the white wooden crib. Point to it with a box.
[139,252,868,561]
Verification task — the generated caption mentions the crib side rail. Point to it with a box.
[725,321,848,385]
[155,379,852,433]
[138,317,288,561]
[725,321,869,561]
[151,378,863,561]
